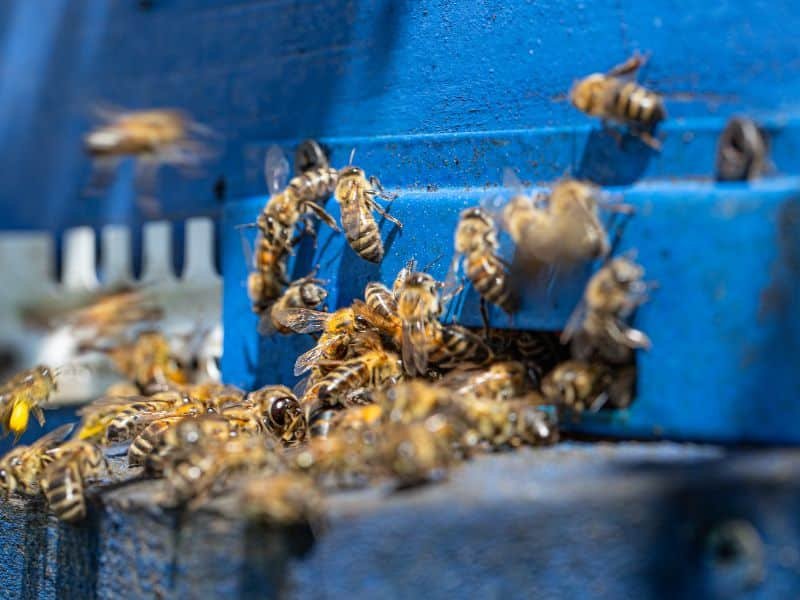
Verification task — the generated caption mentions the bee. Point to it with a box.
[292,429,379,488]
[85,330,188,392]
[541,360,635,412]
[64,288,163,340]
[41,440,108,522]
[440,361,530,402]
[259,145,339,252]
[379,380,457,425]
[426,324,494,372]
[303,349,403,415]
[351,281,403,347]
[569,53,666,150]
[279,307,365,376]
[263,275,328,335]
[241,472,323,526]
[379,416,459,487]
[243,385,306,445]
[247,234,289,319]
[396,271,446,375]
[0,365,59,441]
[448,206,517,323]
[334,164,402,263]
[563,256,652,362]
[502,176,628,269]
[127,416,184,468]
[0,424,73,497]
[161,421,280,506]
[457,397,558,450]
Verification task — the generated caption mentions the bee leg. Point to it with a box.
[637,130,663,151]
[607,52,647,78]
[304,202,341,232]
[479,298,491,338]
[368,175,399,201]
[601,121,625,147]
[33,406,46,427]
[366,195,403,228]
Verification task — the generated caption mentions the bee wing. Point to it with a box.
[22,423,74,455]
[294,342,331,376]
[76,395,147,416]
[502,166,524,191]
[264,145,290,195]
[292,375,311,398]
[272,307,329,335]
[340,184,366,236]
[401,321,429,376]
[561,299,588,344]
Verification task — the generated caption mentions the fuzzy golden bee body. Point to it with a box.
[0,366,58,441]
[334,166,402,263]
[0,424,73,496]
[264,276,328,335]
[41,440,107,522]
[570,55,666,149]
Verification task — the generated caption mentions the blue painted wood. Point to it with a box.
[2,0,800,231]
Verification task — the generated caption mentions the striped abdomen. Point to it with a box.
[44,461,86,522]
[346,205,383,262]
[128,417,181,468]
[464,253,517,314]
[287,167,338,204]
[316,361,371,405]
[428,324,493,369]
[608,80,666,129]
[365,283,398,321]
[105,402,168,443]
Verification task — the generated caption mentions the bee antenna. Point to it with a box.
[348,147,356,166]
[421,254,444,272]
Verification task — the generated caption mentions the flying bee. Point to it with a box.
[563,256,652,362]
[41,440,107,522]
[501,175,631,270]
[334,163,402,263]
[245,385,306,445]
[457,397,558,451]
[0,365,60,442]
[302,349,403,416]
[241,472,323,526]
[263,275,328,335]
[0,424,73,497]
[569,53,666,150]
[379,415,460,487]
[541,360,635,413]
[84,107,215,213]
[447,206,517,326]
[440,361,530,402]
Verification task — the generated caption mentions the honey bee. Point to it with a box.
[426,324,494,372]
[64,288,163,340]
[302,349,403,415]
[263,275,328,335]
[502,175,629,269]
[0,424,73,496]
[563,256,652,362]
[351,281,403,347]
[244,385,306,445]
[84,330,188,392]
[457,397,558,450]
[334,164,402,263]
[448,206,517,322]
[259,145,340,251]
[0,365,59,441]
[247,233,289,319]
[127,416,183,468]
[396,271,446,375]
[280,307,365,376]
[41,440,108,522]
[569,54,666,150]
[440,361,530,401]
[161,420,280,506]
[241,472,323,526]
[379,416,459,487]
[292,428,379,488]
[541,360,635,412]
[379,380,457,425]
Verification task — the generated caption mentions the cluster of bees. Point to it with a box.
[0,55,670,526]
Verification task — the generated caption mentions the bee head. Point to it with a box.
[569,74,606,115]
[338,166,364,179]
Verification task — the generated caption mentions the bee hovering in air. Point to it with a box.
[84,107,215,214]
[570,53,666,150]
[261,274,328,335]
[0,424,73,497]
[0,366,63,442]
[334,151,403,263]
[446,206,517,329]
[41,440,108,522]
[500,170,632,272]
[563,256,653,363]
